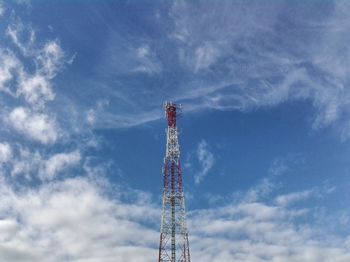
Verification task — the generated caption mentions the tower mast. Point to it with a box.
[158,102,191,262]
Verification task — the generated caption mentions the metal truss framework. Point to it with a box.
[158,102,191,262]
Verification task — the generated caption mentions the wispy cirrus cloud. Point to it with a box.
[6,19,36,57]
[186,139,215,184]
[75,0,350,141]
[274,189,314,207]
[99,33,162,77]
[195,140,215,184]
[168,1,350,119]
[133,44,162,75]
[241,155,302,203]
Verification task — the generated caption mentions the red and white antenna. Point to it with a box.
[158,102,191,262]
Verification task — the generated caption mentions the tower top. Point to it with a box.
[164,101,181,127]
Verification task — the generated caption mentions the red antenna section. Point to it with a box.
[164,101,181,127]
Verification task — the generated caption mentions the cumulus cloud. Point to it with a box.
[7,107,59,144]
[10,147,42,179]
[39,150,81,181]
[9,34,63,107]
[0,15,73,151]
[0,174,348,262]
[0,15,70,147]
[17,74,55,106]
[38,41,65,78]
[8,146,82,181]
[188,202,350,262]
[0,46,57,107]
[0,176,159,262]
[2,16,68,110]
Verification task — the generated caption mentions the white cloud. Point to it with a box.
[17,74,55,106]
[240,156,304,203]
[4,18,67,108]
[0,46,56,107]
[187,198,350,262]
[39,150,81,181]
[95,108,163,129]
[0,174,348,262]
[43,41,64,71]
[9,147,81,181]
[36,40,65,78]
[0,49,20,96]
[193,139,215,184]
[268,158,290,177]
[7,20,35,56]
[11,147,42,179]
[0,176,159,262]
[133,44,162,75]
[86,109,96,125]
[101,34,162,78]
[0,2,4,16]
[54,0,350,139]
[194,42,220,72]
[0,143,12,163]
[274,190,314,207]
[164,1,350,139]
[0,4,349,261]
[136,45,150,58]
[7,107,59,144]
[243,177,276,203]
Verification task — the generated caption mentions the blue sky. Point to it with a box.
[0,1,350,261]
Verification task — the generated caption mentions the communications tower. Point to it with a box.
[158,102,191,262]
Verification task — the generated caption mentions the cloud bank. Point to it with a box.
[0,175,349,262]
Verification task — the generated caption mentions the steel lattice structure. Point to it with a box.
[158,102,191,262]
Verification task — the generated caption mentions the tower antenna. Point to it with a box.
[158,102,191,262]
